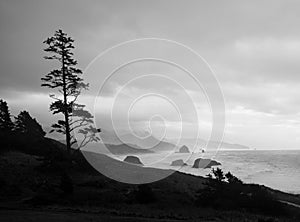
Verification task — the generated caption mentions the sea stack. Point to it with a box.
[178,145,190,153]
[192,158,221,169]
[170,159,187,166]
[123,156,143,165]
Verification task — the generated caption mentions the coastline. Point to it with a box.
[109,149,300,194]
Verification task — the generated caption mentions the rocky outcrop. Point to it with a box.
[178,145,190,153]
[123,155,143,165]
[192,158,221,169]
[170,159,187,166]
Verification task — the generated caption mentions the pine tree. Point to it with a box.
[41,30,99,153]
[0,99,13,133]
[14,111,45,138]
[0,99,14,152]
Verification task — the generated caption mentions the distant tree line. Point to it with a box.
[0,99,45,153]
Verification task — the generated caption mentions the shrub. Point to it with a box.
[195,169,285,215]
[225,171,242,184]
[212,167,225,182]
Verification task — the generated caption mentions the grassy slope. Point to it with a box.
[0,151,300,222]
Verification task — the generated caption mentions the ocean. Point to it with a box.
[114,149,300,194]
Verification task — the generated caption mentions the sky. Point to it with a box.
[1,0,300,149]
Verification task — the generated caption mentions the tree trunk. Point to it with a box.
[62,51,71,154]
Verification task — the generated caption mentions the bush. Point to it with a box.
[195,169,285,215]
[212,167,225,182]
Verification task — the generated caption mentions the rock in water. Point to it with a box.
[171,159,187,166]
[123,156,143,165]
[192,158,221,169]
[178,145,190,153]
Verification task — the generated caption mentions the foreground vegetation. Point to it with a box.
[0,144,300,221]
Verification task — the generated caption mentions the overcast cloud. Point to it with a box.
[1,0,300,149]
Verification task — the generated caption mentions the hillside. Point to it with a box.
[106,143,154,155]
[99,130,177,152]
[1,142,300,221]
